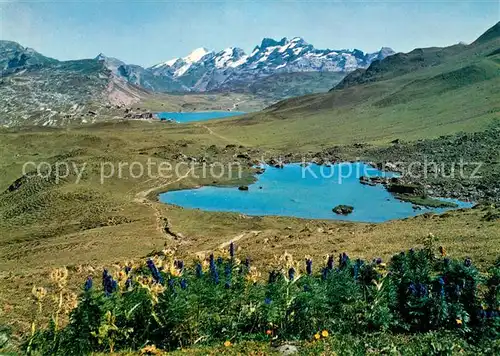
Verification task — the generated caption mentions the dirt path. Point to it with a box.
[231,99,246,110]
[196,230,261,255]
[198,124,247,147]
[133,169,192,239]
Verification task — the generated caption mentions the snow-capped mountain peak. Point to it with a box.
[150,47,213,77]
[185,47,210,62]
[143,37,394,92]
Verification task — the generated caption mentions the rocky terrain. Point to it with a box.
[0,41,150,127]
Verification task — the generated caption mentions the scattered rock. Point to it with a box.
[275,344,298,355]
[359,176,376,186]
[236,153,251,160]
[332,205,354,215]
[238,186,249,191]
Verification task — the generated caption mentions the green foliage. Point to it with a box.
[25,245,499,354]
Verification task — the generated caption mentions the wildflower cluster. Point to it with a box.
[26,241,499,355]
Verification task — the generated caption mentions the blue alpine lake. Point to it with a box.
[159,162,473,223]
[157,111,245,123]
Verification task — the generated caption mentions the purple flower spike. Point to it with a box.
[84,276,93,291]
[229,241,235,259]
[306,258,313,275]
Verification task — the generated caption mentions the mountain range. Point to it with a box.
[0,37,394,126]
[102,37,394,93]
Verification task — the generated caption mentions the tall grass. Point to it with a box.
[25,237,499,355]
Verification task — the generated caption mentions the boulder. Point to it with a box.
[332,205,354,215]
[238,186,249,191]
[275,344,298,355]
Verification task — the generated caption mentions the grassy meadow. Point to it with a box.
[1,22,499,354]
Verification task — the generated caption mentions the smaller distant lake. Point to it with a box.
[159,162,473,223]
[157,111,245,123]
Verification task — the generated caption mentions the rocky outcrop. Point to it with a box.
[332,205,354,215]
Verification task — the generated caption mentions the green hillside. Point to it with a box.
[205,22,500,151]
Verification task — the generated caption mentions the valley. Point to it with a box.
[0,17,499,355]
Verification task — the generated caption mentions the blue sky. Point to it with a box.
[1,1,498,67]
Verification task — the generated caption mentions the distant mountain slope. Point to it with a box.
[206,22,500,150]
[228,71,346,100]
[0,40,58,72]
[0,41,148,127]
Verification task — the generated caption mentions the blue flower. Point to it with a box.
[102,269,109,288]
[180,279,187,290]
[195,263,203,278]
[217,256,223,265]
[225,281,231,289]
[229,241,235,259]
[264,297,272,305]
[417,283,428,297]
[225,264,232,277]
[288,267,296,281]
[168,279,175,290]
[244,257,250,269]
[464,257,472,267]
[213,269,220,285]
[147,259,163,284]
[408,282,417,296]
[102,269,116,296]
[125,278,132,290]
[306,258,313,276]
[339,252,349,269]
[375,257,382,265]
[124,266,131,275]
[321,267,328,281]
[268,271,278,284]
[327,255,334,270]
[209,253,215,268]
[84,276,93,291]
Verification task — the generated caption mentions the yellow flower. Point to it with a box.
[224,340,232,347]
[321,330,329,338]
[50,267,68,289]
[279,251,294,269]
[246,266,261,283]
[314,333,321,340]
[456,319,463,325]
[32,286,47,301]
[195,251,206,262]
[162,248,176,257]
[140,344,162,355]
[62,291,79,314]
